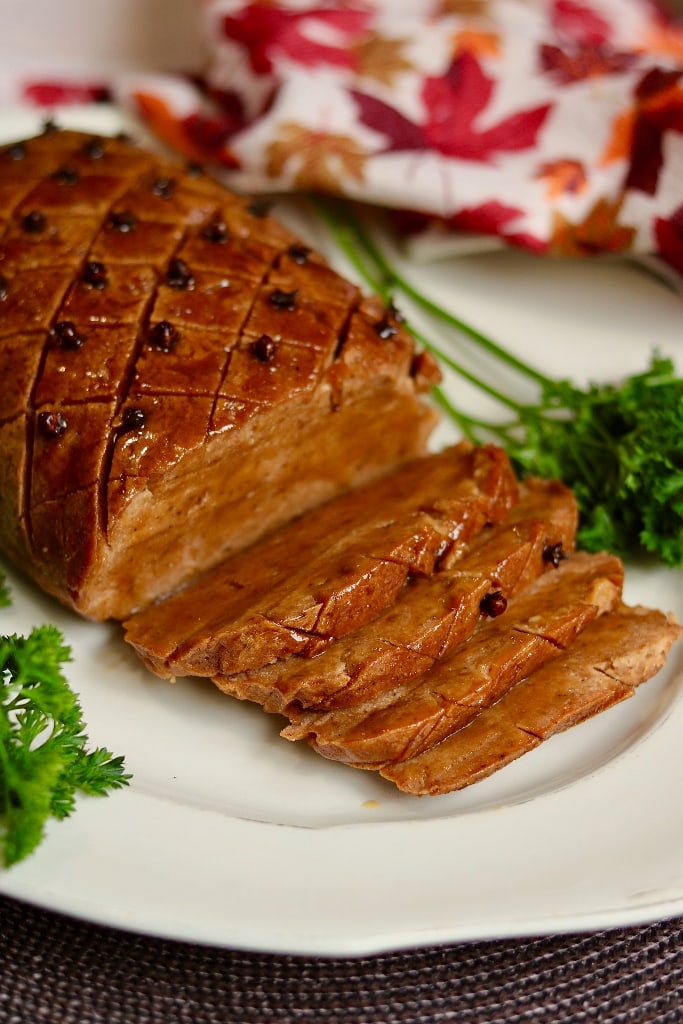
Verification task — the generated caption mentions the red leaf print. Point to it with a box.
[421,52,493,153]
[626,69,683,194]
[627,112,667,195]
[182,112,244,166]
[635,66,682,103]
[23,80,110,106]
[207,87,248,126]
[446,201,546,253]
[352,53,551,162]
[348,90,428,151]
[391,203,545,255]
[539,43,636,84]
[447,200,524,234]
[654,206,683,275]
[551,0,611,47]
[541,1,635,84]
[221,4,371,75]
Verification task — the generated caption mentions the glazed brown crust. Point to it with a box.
[282,550,625,765]
[2,131,680,800]
[124,442,519,680]
[0,129,439,619]
[380,604,683,795]
[210,477,578,715]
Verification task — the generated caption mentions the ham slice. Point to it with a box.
[381,604,682,795]
[124,443,518,678]
[282,551,624,765]
[213,477,578,715]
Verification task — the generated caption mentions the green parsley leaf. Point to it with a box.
[0,581,130,867]
[317,199,683,567]
[498,358,683,565]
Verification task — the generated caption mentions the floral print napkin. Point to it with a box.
[2,0,682,276]
[115,0,683,277]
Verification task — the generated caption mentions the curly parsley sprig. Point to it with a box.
[0,585,130,867]
[317,199,683,567]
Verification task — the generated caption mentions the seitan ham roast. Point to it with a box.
[281,551,625,765]
[124,442,518,679]
[0,127,439,620]
[1,125,681,798]
[380,604,682,795]
[208,476,579,714]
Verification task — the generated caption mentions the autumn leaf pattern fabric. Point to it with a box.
[115,0,683,273]
[5,0,683,273]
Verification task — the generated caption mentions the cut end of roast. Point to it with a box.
[0,128,440,620]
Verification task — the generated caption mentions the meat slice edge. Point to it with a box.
[282,551,624,765]
[124,443,519,678]
[0,128,441,620]
[380,604,683,795]
[212,477,578,715]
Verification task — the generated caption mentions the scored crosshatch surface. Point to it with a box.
[0,126,438,624]
[1,895,683,1024]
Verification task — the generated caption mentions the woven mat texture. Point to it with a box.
[1,896,682,1023]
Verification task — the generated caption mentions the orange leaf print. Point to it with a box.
[640,79,683,116]
[536,159,587,198]
[641,22,683,63]
[131,92,208,166]
[600,76,683,168]
[600,108,636,166]
[452,29,501,60]
[548,196,636,257]
[266,123,367,193]
[433,0,490,15]
[351,34,414,86]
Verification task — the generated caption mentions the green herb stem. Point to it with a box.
[314,198,526,415]
[321,198,556,391]
[314,196,683,567]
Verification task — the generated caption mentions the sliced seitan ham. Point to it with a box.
[212,477,578,715]
[0,127,440,620]
[282,551,624,765]
[1,128,680,801]
[380,604,683,795]
[124,442,518,679]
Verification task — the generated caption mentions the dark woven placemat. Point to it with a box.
[1,895,681,1023]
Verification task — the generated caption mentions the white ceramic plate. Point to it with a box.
[0,107,682,956]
